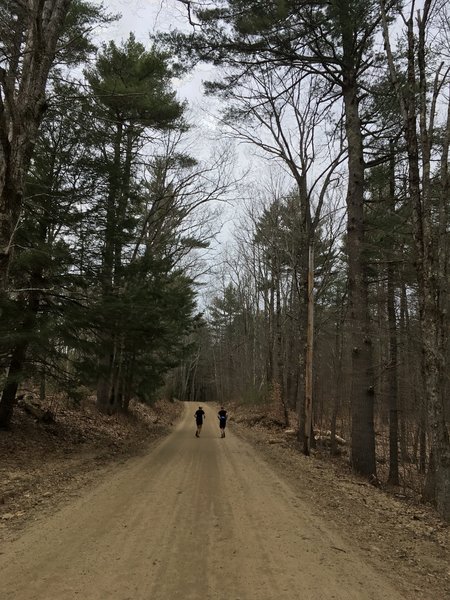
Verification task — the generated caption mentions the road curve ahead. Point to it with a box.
[0,402,405,600]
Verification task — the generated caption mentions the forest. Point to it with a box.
[0,0,449,523]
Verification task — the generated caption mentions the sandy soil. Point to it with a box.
[2,402,446,599]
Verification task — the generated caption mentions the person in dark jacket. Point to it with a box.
[194,406,205,437]
[217,407,228,438]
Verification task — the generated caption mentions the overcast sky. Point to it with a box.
[104,0,189,40]
[90,1,292,270]
[91,1,251,282]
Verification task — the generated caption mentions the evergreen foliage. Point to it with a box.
[0,13,214,424]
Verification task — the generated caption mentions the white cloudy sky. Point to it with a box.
[95,1,238,168]
[90,0,254,278]
[104,0,189,40]
[92,0,283,173]
[90,1,290,257]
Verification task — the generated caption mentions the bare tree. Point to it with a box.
[380,0,450,519]
[216,66,344,452]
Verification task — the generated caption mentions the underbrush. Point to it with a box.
[0,395,183,538]
[229,396,432,509]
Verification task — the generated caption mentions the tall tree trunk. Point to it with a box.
[398,277,412,462]
[303,244,314,455]
[97,120,123,411]
[0,341,29,428]
[387,147,399,485]
[406,7,449,517]
[330,295,345,456]
[0,0,73,290]
[285,294,298,411]
[0,196,48,427]
[0,288,40,428]
[342,77,376,477]
[296,237,309,447]
[274,264,288,425]
[387,260,399,485]
[267,276,275,385]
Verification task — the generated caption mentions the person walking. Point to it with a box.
[194,406,205,437]
[217,406,228,438]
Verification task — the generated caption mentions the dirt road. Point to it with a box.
[0,403,406,600]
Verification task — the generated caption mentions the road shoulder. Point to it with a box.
[231,419,449,600]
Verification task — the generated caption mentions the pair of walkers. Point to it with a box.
[194,406,228,438]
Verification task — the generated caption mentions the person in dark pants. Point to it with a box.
[194,406,205,437]
[217,407,228,438]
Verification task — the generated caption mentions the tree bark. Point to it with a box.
[96,120,123,411]
[0,0,73,290]
[0,286,40,428]
[342,76,376,477]
[398,277,412,463]
[387,147,399,485]
[387,259,399,485]
[303,244,314,455]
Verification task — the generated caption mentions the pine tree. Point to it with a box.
[0,2,114,428]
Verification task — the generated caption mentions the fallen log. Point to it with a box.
[17,396,55,424]
[284,428,297,436]
[314,430,347,446]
